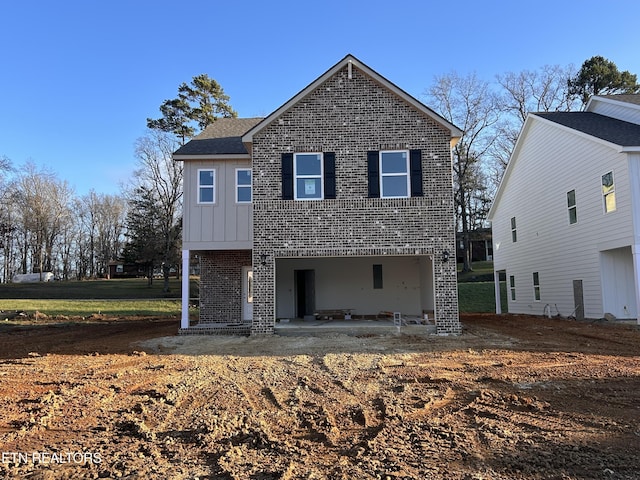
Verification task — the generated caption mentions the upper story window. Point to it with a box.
[567,189,577,224]
[380,150,410,198]
[368,150,423,198]
[511,217,517,242]
[236,169,252,203]
[295,153,323,200]
[198,169,215,204]
[602,171,616,213]
[281,152,335,200]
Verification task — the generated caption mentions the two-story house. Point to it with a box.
[174,55,463,335]
[488,94,640,323]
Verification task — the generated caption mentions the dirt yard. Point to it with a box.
[0,313,639,479]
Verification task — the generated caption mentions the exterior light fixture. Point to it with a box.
[442,250,450,262]
[260,253,268,266]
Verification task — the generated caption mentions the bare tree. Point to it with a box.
[13,162,73,278]
[426,72,501,272]
[75,190,127,278]
[125,130,183,291]
[492,64,579,179]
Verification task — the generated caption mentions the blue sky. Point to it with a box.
[2,0,639,195]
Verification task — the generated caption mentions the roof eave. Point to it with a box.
[172,153,251,161]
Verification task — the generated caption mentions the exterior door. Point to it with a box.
[295,269,316,318]
[573,279,584,320]
[242,266,253,322]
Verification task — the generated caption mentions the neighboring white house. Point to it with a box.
[488,94,640,323]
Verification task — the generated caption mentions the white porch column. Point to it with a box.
[181,249,190,329]
[494,270,502,315]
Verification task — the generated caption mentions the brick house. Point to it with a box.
[174,55,462,335]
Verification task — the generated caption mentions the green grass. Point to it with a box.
[0,277,195,300]
[456,260,497,283]
[458,281,507,313]
[0,299,183,317]
[0,277,200,318]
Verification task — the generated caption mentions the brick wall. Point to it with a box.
[251,65,461,335]
[199,250,251,324]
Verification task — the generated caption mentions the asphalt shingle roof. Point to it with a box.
[173,117,264,156]
[535,112,640,147]
[598,94,640,106]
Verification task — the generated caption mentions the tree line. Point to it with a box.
[0,56,637,284]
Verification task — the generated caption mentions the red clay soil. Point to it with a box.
[0,313,639,479]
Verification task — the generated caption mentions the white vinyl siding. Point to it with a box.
[490,117,634,318]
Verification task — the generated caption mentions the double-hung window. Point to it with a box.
[567,189,577,224]
[367,149,422,198]
[533,272,541,301]
[236,168,252,203]
[509,275,516,301]
[511,217,517,243]
[380,150,410,198]
[198,169,215,204]
[602,171,616,213]
[294,153,323,200]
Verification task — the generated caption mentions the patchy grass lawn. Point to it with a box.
[458,281,507,313]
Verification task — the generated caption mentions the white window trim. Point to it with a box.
[379,150,410,199]
[601,170,616,214]
[197,168,216,204]
[236,168,252,204]
[294,152,324,200]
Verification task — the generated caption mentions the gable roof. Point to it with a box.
[535,112,640,148]
[488,110,640,221]
[241,54,462,145]
[173,117,263,159]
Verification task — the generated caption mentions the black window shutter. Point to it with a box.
[324,152,336,199]
[282,153,294,200]
[367,151,380,198]
[409,149,423,197]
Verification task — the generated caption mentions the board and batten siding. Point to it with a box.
[182,159,252,250]
[492,116,634,318]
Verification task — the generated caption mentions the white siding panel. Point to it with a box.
[589,100,640,125]
[492,117,633,318]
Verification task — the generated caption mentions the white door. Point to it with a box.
[242,266,253,321]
